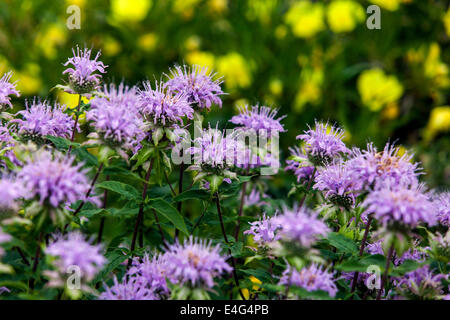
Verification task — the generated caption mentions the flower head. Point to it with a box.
[244,214,281,246]
[363,182,437,229]
[0,176,23,218]
[285,147,315,182]
[165,65,224,110]
[0,71,20,109]
[12,99,75,143]
[163,237,232,288]
[100,276,158,300]
[87,83,145,153]
[137,80,194,127]
[279,264,337,297]
[230,104,286,134]
[63,46,107,94]
[396,265,447,299]
[45,232,106,286]
[347,142,421,190]
[273,206,329,247]
[296,121,349,166]
[430,192,450,226]
[18,150,91,208]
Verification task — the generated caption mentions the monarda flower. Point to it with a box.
[87,83,145,155]
[137,80,194,128]
[279,264,337,298]
[430,192,449,227]
[363,181,437,229]
[0,176,23,219]
[18,150,91,208]
[244,214,281,247]
[273,206,330,247]
[45,232,106,289]
[100,276,158,300]
[314,161,362,209]
[0,71,20,109]
[162,237,232,288]
[12,99,76,144]
[230,104,286,135]
[296,121,350,166]
[127,253,169,298]
[396,265,447,300]
[63,46,107,94]
[285,147,315,182]
[165,65,224,110]
[346,142,421,190]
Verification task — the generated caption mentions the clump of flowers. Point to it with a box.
[347,142,421,190]
[430,192,450,226]
[396,265,447,299]
[279,264,337,298]
[100,276,158,300]
[86,83,145,155]
[0,176,23,219]
[230,104,286,134]
[296,121,349,166]
[12,99,75,144]
[62,46,107,94]
[0,71,20,109]
[45,232,106,295]
[165,65,224,110]
[285,147,315,182]
[244,213,281,247]
[163,237,232,288]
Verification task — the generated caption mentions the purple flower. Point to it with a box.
[137,80,194,127]
[127,253,169,298]
[314,161,362,208]
[0,176,23,216]
[12,99,76,142]
[87,83,145,153]
[346,143,421,190]
[279,264,337,298]
[0,71,20,109]
[230,105,286,134]
[100,276,158,300]
[0,228,12,258]
[63,46,107,94]
[244,214,281,246]
[45,232,106,286]
[296,122,350,166]
[18,150,91,208]
[165,65,224,110]
[273,206,330,247]
[244,188,268,207]
[285,147,315,182]
[396,265,447,299]
[162,237,232,288]
[362,182,437,228]
[430,192,450,226]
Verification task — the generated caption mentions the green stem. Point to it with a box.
[68,95,82,154]
[377,243,395,300]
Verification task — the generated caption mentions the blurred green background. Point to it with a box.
[0,0,448,187]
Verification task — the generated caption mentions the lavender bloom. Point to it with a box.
[100,276,158,300]
[273,206,330,247]
[285,147,315,182]
[63,46,107,94]
[137,80,194,127]
[230,105,286,134]
[244,214,281,246]
[430,192,450,226]
[396,265,447,299]
[163,237,232,288]
[12,99,76,142]
[127,253,169,298]
[314,161,362,209]
[0,71,20,109]
[363,181,437,228]
[0,176,23,218]
[18,150,91,208]
[244,188,268,207]
[346,143,421,190]
[45,232,106,287]
[165,65,224,110]
[87,83,145,153]
[0,229,11,258]
[279,264,337,298]
[296,122,350,166]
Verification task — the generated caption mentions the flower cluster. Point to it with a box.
[244,214,281,246]
[230,104,286,134]
[0,71,20,109]
[285,147,315,182]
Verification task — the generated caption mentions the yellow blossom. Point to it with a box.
[217,52,252,90]
[103,37,122,56]
[110,0,152,23]
[207,0,228,15]
[285,1,325,38]
[35,24,67,60]
[425,106,450,141]
[294,67,324,112]
[184,35,202,51]
[58,92,91,123]
[369,0,401,11]
[138,33,158,52]
[423,43,449,89]
[444,8,450,37]
[185,51,216,71]
[269,78,283,96]
[327,0,365,33]
[11,64,42,95]
[357,68,404,112]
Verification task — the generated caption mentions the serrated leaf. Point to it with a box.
[96,181,140,201]
[327,232,358,255]
[148,198,188,236]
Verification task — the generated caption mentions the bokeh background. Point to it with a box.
[0,0,449,188]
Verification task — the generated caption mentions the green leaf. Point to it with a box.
[93,248,129,283]
[147,198,188,236]
[173,189,211,202]
[96,181,140,201]
[46,135,79,150]
[131,147,153,171]
[230,241,243,258]
[327,232,358,255]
